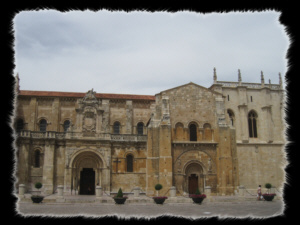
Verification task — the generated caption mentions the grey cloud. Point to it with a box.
[14,10,289,95]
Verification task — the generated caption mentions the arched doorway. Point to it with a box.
[185,162,204,194]
[80,168,95,195]
[71,150,104,195]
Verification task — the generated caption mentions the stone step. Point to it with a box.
[19,194,281,204]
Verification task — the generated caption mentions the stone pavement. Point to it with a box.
[16,194,285,219]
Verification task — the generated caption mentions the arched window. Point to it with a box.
[16,118,24,132]
[34,150,41,168]
[189,124,197,141]
[39,119,47,132]
[227,110,235,127]
[137,122,144,135]
[113,121,120,134]
[126,154,133,172]
[248,111,258,138]
[63,120,71,132]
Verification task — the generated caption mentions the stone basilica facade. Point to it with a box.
[13,69,286,196]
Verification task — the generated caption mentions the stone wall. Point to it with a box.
[14,79,286,196]
[237,144,286,189]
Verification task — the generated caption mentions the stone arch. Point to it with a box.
[187,120,200,128]
[188,121,199,141]
[125,154,134,172]
[112,121,121,134]
[173,121,185,128]
[183,160,207,175]
[136,122,144,135]
[69,149,106,195]
[183,161,206,194]
[32,147,44,168]
[227,109,235,127]
[248,110,259,138]
[122,149,138,158]
[37,117,49,132]
[62,118,71,132]
[174,122,184,141]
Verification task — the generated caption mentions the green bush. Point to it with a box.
[155,184,163,191]
[195,188,201,195]
[265,183,272,189]
[35,182,42,190]
[116,188,123,198]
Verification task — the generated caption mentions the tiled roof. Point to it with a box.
[19,90,156,101]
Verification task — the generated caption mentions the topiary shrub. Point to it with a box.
[35,182,42,190]
[265,183,272,193]
[154,184,163,197]
[195,188,201,195]
[116,188,123,198]
[113,188,127,204]
[31,182,44,203]
[155,184,163,191]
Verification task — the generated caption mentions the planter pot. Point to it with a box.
[263,195,275,201]
[113,197,127,204]
[31,196,44,203]
[191,197,205,204]
[153,197,167,204]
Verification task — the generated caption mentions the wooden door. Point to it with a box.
[188,174,198,194]
[80,168,95,195]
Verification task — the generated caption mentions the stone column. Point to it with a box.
[204,186,211,202]
[17,141,31,190]
[126,100,133,134]
[133,187,140,198]
[238,105,249,142]
[56,185,65,202]
[101,100,110,133]
[42,139,56,195]
[238,185,245,197]
[205,186,211,196]
[57,185,64,197]
[19,184,26,198]
[96,186,103,198]
[169,186,176,197]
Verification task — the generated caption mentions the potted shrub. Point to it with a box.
[152,184,168,204]
[189,188,206,204]
[31,182,44,203]
[113,188,127,204]
[262,183,276,201]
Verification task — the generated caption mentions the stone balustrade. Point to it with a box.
[111,134,147,142]
[18,130,147,143]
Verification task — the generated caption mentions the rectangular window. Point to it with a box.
[227,95,230,101]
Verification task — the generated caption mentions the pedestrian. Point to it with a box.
[257,185,262,200]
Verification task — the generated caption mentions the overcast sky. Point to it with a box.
[13,10,289,95]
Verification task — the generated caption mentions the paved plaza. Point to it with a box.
[16,197,284,219]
